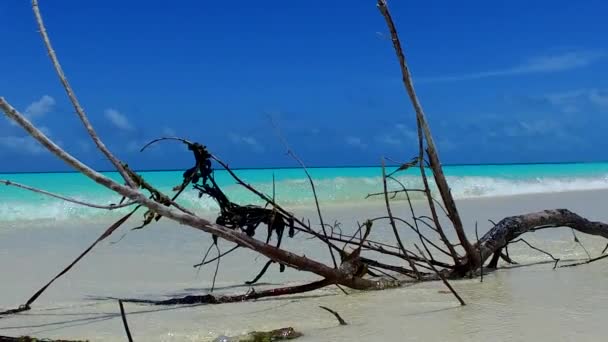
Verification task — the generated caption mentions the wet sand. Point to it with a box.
[2,190,608,341]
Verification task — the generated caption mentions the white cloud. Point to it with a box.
[518,119,561,136]
[395,123,418,141]
[229,132,264,152]
[540,88,608,112]
[24,95,55,118]
[376,123,419,147]
[345,136,367,149]
[0,136,44,154]
[589,89,608,107]
[104,109,133,130]
[420,51,605,83]
[377,134,402,145]
[7,95,55,126]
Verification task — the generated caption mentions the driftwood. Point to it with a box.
[476,209,608,268]
[1,1,608,341]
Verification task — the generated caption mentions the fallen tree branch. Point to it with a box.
[477,209,608,270]
[0,98,395,292]
[121,279,332,305]
[32,0,137,189]
[377,0,475,265]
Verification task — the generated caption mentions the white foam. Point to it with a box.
[3,174,608,223]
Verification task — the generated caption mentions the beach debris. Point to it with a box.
[213,327,302,342]
[2,4,608,342]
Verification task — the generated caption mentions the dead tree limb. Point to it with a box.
[122,279,332,305]
[476,209,608,269]
[31,0,137,189]
[377,0,476,265]
[1,98,402,294]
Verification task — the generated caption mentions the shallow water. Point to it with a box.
[1,191,608,341]
[3,163,608,223]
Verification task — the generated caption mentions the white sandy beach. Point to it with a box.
[2,190,608,341]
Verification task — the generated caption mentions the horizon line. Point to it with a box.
[1,160,607,175]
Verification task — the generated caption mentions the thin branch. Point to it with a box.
[211,155,343,254]
[414,244,465,306]
[319,306,348,325]
[386,175,440,261]
[246,260,274,285]
[326,232,454,269]
[31,0,137,189]
[0,209,137,316]
[381,158,420,278]
[560,253,608,268]
[193,245,240,268]
[1,179,135,210]
[370,216,453,258]
[511,238,560,269]
[377,0,474,264]
[118,300,134,342]
[475,222,483,282]
[195,243,216,277]
[570,229,592,260]
[210,243,221,292]
[268,117,338,268]
[365,188,425,199]
[418,122,459,262]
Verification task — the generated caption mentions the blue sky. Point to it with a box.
[1,0,607,172]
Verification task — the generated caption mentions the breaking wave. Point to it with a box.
[2,172,608,223]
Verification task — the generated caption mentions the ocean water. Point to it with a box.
[2,162,608,223]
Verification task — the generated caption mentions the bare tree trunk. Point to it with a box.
[474,209,608,269]
[376,0,477,265]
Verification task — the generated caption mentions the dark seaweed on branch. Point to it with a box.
[145,138,296,284]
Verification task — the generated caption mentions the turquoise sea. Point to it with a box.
[2,163,608,223]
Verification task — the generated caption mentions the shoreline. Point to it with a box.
[2,190,608,341]
[3,160,608,175]
[4,187,608,229]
